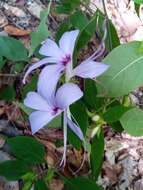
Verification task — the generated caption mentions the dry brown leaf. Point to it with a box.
[49,179,64,190]
[36,128,63,142]
[4,25,31,36]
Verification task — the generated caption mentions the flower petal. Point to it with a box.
[67,117,84,140]
[73,60,109,78]
[60,111,68,166]
[29,110,59,134]
[24,92,51,111]
[23,57,56,84]
[39,39,64,60]
[59,30,79,55]
[55,83,83,109]
[37,64,64,106]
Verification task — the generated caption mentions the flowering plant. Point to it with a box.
[23,30,109,166]
[1,1,143,189]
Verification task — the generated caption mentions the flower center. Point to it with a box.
[52,107,60,115]
[61,54,71,66]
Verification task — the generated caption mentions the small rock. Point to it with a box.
[0,136,5,148]
[134,178,143,190]
[138,159,143,175]
[0,150,10,162]
[129,148,140,160]
[129,94,139,105]
[0,178,19,190]
[27,1,44,19]
[49,179,64,190]
[3,4,26,17]
[0,31,8,36]
[0,120,22,137]
[0,10,8,28]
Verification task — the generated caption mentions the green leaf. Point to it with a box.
[97,11,120,50]
[68,100,88,149]
[12,63,25,73]
[7,136,45,165]
[34,180,48,190]
[120,107,143,136]
[56,11,88,41]
[0,36,28,61]
[48,114,62,128]
[70,11,89,30]
[22,181,33,190]
[0,85,15,101]
[84,79,97,109]
[133,0,143,4]
[98,41,143,97]
[56,0,81,14]
[30,4,51,56]
[84,79,104,110]
[17,102,32,115]
[56,21,71,42]
[56,3,71,14]
[90,129,104,180]
[22,75,38,98]
[0,57,6,70]
[45,169,54,182]
[0,160,29,181]
[110,121,124,133]
[22,172,36,190]
[75,13,98,52]
[64,177,103,190]
[105,20,120,50]
[103,105,131,123]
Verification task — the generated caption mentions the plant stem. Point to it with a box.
[102,0,112,50]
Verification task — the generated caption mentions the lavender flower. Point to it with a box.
[24,73,83,140]
[23,29,109,167]
[23,30,109,84]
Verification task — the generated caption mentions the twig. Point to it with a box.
[0,73,18,77]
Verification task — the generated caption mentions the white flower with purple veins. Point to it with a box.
[23,29,109,84]
[24,65,84,166]
[24,71,83,139]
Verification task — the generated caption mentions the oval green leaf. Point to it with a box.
[90,129,104,180]
[64,177,103,190]
[98,41,143,97]
[7,136,45,165]
[120,108,143,136]
[0,160,29,181]
[0,36,28,61]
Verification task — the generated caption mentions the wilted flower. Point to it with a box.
[23,30,109,84]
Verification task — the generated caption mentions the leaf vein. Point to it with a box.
[111,55,143,81]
